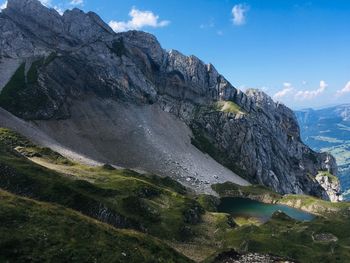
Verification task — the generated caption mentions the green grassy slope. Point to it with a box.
[207,212,350,263]
[0,128,203,241]
[0,189,192,263]
[1,127,350,263]
[209,182,350,262]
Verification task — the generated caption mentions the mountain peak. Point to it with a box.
[4,0,64,37]
[0,0,340,202]
[6,0,61,16]
[3,0,114,48]
[7,0,40,8]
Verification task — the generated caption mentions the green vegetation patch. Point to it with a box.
[0,128,204,241]
[215,101,244,114]
[0,128,72,165]
[0,128,34,148]
[17,146,74,165]
[279,194,350,216]
[212,182,281,202]
[215,212,350,263]
[317,171,339,184]
[0,190,191,263]
[196,194,220,212]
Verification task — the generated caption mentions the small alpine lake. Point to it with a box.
[218,197,315,223]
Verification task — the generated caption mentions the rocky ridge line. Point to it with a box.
[0,0,341,201]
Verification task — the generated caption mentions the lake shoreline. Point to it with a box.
[218,197,315,223]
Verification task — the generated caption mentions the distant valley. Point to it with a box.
[296,104,350,200]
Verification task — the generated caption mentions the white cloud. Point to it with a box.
[39,0,64,14]
[0,1,7,11]
[273,83,294,101]
[232,4,249,26]
[40,0,64,15]
[53,5,64,15]
[336,81,350,96]
[70,0,83,5]
[39,0,51,6]
[294,80,327,100]
[108,7,170,33]
[320,80,328,89]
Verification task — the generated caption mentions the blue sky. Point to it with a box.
[1,0,350,109]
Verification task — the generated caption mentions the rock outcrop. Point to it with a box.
[212,250,296,263]
[0,0,341,200]
[316,171,342,202]
[189,89,340,199]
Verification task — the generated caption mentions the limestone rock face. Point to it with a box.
[0,0,341,200]
[316,172,342,202]
[189,90,339,199]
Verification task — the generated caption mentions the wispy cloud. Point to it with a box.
[39,0,63,15]
[273,83,294,101]
[109,7,170,33]
[39,0,51,6]
[336,81,350,96]
[54,5,64,15]
[70,0,83,6]
[0,0,7,11]
[294,80,327,100]
[232,4,249,26]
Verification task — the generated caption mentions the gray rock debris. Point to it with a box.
[0,0,341,201]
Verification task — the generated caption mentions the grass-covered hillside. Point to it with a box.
[211,182,350,262]
[0,190,191,263]
[1,127,350,262]
[0,128,204,241]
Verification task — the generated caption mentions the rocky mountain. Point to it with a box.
[296,104,350,200]
[0,0,341,201]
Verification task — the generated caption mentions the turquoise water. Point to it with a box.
[218,197,315,222]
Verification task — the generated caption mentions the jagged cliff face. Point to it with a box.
[188,90,340,201]
[0,0,341,201]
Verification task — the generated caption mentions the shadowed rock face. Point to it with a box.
[0,0,341,200]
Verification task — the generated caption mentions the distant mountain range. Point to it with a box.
[296,104,350,200]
